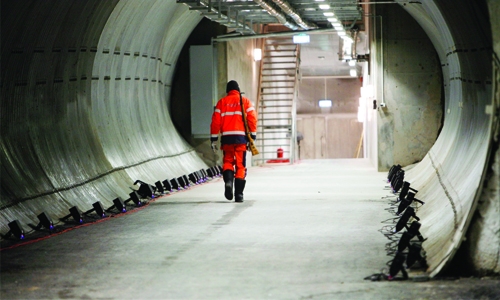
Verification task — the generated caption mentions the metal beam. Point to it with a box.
[213,27,338,42]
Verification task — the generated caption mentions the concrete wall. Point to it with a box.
[297,78,360,114]
[225,39,261,165]
[226,39,259,105]
[297,78,363,159]
[376,4,443,171]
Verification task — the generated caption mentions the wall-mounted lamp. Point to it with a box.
[253,48,262,61]
[293,34,310,44]
[319,100,332,108]
[358,105,366,123]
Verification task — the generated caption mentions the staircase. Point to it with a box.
[254,37,300,165]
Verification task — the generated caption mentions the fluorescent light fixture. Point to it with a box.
[358,106,366,122]
[334,25,343,31]
[342,35,354,43]
[323,12,334,17]
[338,31,346,36]
[331,21,341,27]
[253,48,262,61]
[319,100,332,108]
[361,85,375,98]
[350,69,357,77]
[293,34,310,44]
[327,17,338,22]
[349,60,356,66]
[319,4,330,9]
[315,0,325,2]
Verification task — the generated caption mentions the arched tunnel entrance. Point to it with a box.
[1,1,499,297]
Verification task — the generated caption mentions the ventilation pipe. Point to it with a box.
[253,0,300,30]
[271,0,318,30]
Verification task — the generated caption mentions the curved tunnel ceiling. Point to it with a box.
[0,0,497,277]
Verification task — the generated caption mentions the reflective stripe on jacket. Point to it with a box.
[210,90,257,145]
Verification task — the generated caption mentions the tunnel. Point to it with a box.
[1,0,499,295]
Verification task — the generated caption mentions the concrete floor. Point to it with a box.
[1,159,499,299]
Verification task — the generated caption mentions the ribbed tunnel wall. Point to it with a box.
[0,1,206,232]
[398,1,496,276]
[1,0,498,276]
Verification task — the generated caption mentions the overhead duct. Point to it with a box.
[271,0,318,30]
[253,0,300,30]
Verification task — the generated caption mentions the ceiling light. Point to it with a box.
[319,4,330,9]
[315,0,325,2]
[338,31,346,36]
[350,69,357,77]
[349,60,356,66]
[319,100,332,108]
[323,12,334,17]
[327,17,338,22]
[334,25,343,31]
[253,48,262,61]
[293,34,310,44]
[331,21,341,26]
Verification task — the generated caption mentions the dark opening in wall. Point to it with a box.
[170,18,226,146]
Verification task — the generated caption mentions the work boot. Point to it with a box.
[234,178,246,202]
[222,170,234,200]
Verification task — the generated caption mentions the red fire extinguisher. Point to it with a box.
[277,147,284,158]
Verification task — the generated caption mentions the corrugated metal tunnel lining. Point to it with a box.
[0,1,207,230]
[0,0,498,277]
[396,0,496,276]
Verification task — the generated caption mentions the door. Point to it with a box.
[297,114,363,159]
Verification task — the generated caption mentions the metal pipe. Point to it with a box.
[253,0,300,30]
[271,0,317,30]
[301,75,355,79]
[358,1,422,4]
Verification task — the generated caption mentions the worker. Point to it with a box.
[210,80,257,202]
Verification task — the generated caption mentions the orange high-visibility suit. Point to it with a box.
[210,89,257,178]
[210,81,257,202]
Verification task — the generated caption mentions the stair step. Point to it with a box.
[262,79,295,82]
[260,96,293,99]
[258,122,292,126]
[259,130,290,134]
[260,105,292,108]
[264,55,296,58]
[262,67,296,71]
[265,43,295,46]
[265,50,296,53]
[262,60,297,65]
[261,92,293,95]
